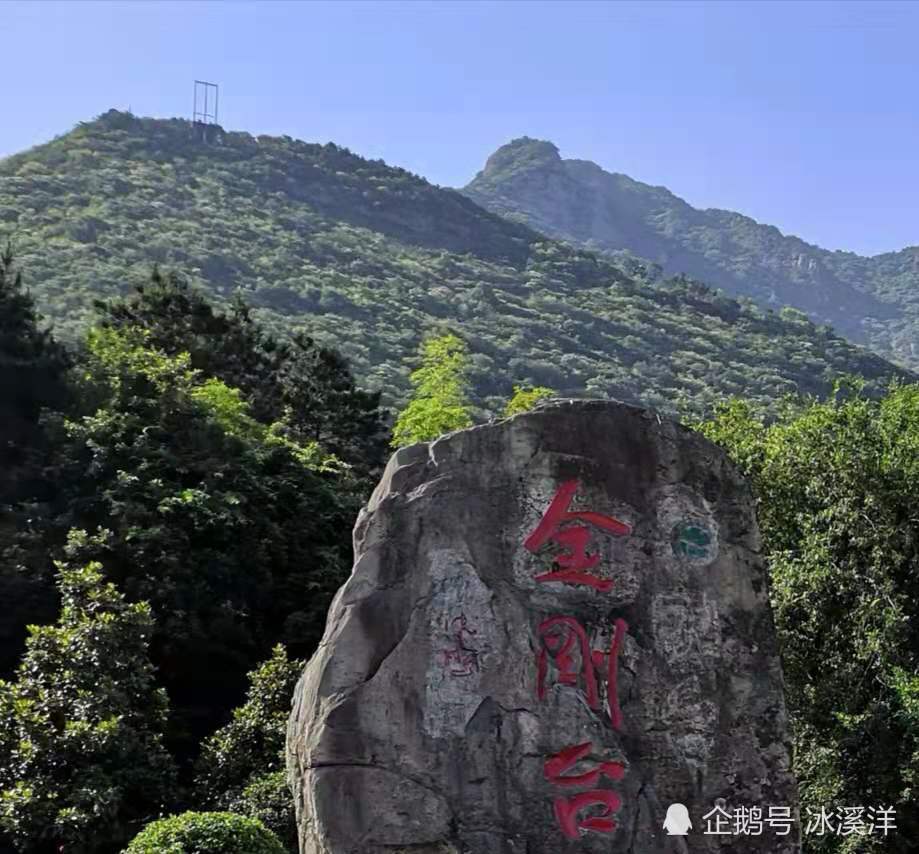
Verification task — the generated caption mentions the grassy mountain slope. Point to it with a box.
[0,110,911,418]
[463,137,919,371]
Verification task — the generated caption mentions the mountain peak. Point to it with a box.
[478,137,562,180]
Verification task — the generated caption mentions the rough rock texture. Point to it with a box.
[287,399,800,853]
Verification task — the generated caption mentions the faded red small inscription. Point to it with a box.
[524,479,631,591]
[545,742,625,839]
[440,613,480,677]
[536,615,629,729]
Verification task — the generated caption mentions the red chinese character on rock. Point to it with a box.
[544,741,625,787]
[524,479,631,591]
[545,742,625,839]
[536,616,629,729]
[554,790,623,839]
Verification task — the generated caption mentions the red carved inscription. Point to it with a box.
[536,615,629,730]
[553,790,623,839]
[522,479,636,840]
[524,479,631,591]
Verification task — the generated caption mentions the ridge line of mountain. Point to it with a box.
[461,136,919,369]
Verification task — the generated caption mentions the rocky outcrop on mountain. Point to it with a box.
[286,399,800,853]
[463,137,918,370]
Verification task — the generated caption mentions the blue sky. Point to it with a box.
[5,0,919,256]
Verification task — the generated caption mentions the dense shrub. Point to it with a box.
[124,811,286,854]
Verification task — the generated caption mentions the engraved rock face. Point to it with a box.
[286,399,800,853]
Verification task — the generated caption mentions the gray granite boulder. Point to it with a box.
[287,399,800,853]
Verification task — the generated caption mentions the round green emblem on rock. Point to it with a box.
[671,522,715,561]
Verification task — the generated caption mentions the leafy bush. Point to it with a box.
[124,811,286,854]
[229,771,298,853]
[50,325,356,757]
[503,384,555,417]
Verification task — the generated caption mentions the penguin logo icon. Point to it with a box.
[663,803,692,835]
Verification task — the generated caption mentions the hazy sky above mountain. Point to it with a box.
[5,0,919,256]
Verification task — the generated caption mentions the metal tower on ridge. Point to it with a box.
[192,80,220,140]
[193,80,219,127]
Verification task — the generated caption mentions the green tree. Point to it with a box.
[278,334,391,484]
[503,384,555,417]
[696,379,919,853]
[0,242,70,501]
[124,811,285,854]
[194,645,303,850]
[50,325,355,764]
[391,332,474,447]
[0,550,176,853]
[97,271,390,485]
[0,244,71,679]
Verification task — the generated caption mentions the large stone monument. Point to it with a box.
[287,400,799,853]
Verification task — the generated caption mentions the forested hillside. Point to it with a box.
[1,111,917,854]
[0,110,911,419]
[0,260,382,852]
[463,137,919,371]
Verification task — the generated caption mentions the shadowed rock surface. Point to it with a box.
[287,399,800,853]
